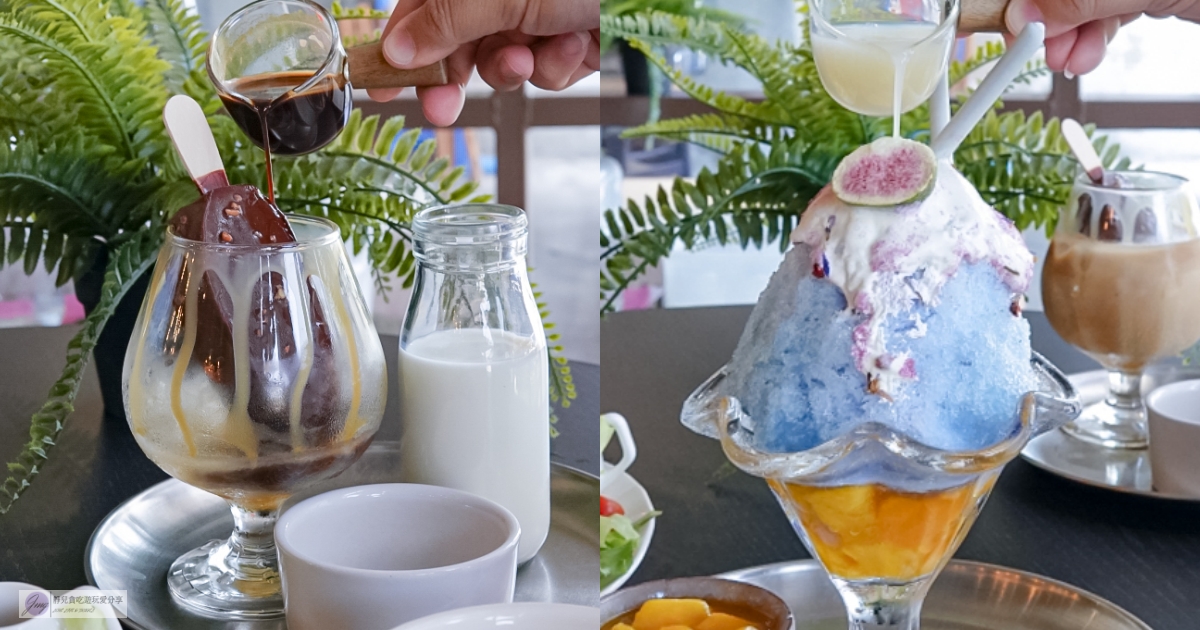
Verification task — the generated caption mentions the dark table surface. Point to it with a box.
[0,326,599,590]
[602,306,1200,630]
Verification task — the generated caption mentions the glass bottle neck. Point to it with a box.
[412,237,528,273]
[401,256,542,347]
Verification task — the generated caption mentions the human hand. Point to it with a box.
[367,0,600,126]
[1003,0,1200,77]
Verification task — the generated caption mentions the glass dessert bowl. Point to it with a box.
[683,355,1079,629]
[122,216,387,619]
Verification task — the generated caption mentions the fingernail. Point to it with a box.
[384,28,415,67]
[1005,0,1043,35]
[1064,69,1075,80]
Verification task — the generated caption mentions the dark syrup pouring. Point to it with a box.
[219,70,351,201]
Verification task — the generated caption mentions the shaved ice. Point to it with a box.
[701,158,1038,453]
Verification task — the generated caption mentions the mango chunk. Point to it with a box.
[612,625,636,630]
[660,626,694,630]
[632,599,711,630]
[697,612,760,630]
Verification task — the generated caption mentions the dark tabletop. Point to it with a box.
[0,326,598,589]
[601,306,1200,630]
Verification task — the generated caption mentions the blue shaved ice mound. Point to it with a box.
[724,245,1038,453]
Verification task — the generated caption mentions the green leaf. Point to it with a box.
[0,0,173,165]
[0,229,160,513]
[142,0,213,105]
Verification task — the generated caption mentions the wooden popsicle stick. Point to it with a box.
[346,42,449,89]
[959,0,1010,33]
[1061,119,1106,183]
[163,94,228,193]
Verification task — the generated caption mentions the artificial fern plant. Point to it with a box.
[0,0,575,514]
[600,7,1132,313]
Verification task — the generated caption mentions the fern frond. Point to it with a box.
[315,109,482,204]
[955,110,1128,234]
[623,113,791,155]
[608,14,794,127]
[0,228,159,513]
[142,0,210,103]
[949,39,1005,85]
[531,275,575,438]
[0,0,172,164]
[0,135,169,283]
[601,139,833,312]
[331,1,389,20]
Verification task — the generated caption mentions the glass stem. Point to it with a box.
[218,502,281,591]
[836,580,928,630]
[1104,369,1144,421]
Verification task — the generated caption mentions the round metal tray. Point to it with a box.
[1022,363,1200,501]
[722,559,1150,629]
[85,442,598,629]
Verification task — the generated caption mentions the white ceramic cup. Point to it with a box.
[276,483,521,630]
[1147,379,1200,497]
[600,413,637,493]
[390,602,599,630]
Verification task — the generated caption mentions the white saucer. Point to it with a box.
[600,469,656,596]
[390,602,598,629]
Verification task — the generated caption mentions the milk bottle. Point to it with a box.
[399,204,550,563]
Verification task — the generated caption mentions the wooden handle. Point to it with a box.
[346,42,449,89]
[959,0,1011,33]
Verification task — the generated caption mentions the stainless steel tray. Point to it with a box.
[1022,363,1200,501]
[85,442,598,629]
[721,560,1150,629]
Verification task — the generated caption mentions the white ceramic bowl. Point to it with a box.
[276,483,521,630]
[389,602,599,630]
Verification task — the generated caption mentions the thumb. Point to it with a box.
[382,0,525,69]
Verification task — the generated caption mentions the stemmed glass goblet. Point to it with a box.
[1042,170,1200,449]
[683,356,1080,629]
[122,216,387,619]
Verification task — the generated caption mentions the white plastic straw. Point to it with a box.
[931,22,1045,159]
[930,72,950,141]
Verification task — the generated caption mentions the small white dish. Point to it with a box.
[600,469,656,597]
[0,583,121,629]
[1147,378,1200,497]
[390,602,598,629]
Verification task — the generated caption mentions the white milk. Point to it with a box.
[811,22,951,123]
[399,328,550,563]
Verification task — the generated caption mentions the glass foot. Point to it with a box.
[168,538,284,619]
[1062,400,1148,450]
[832,577,929,629]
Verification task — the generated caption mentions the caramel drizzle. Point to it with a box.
[127,256,171,438]
[314,259,364,440]
[287,257,316,452]
[169,255,200,457]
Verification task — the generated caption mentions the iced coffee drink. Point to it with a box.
[1042,171,1200,448]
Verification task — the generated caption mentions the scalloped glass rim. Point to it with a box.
[681,352,1081,479]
